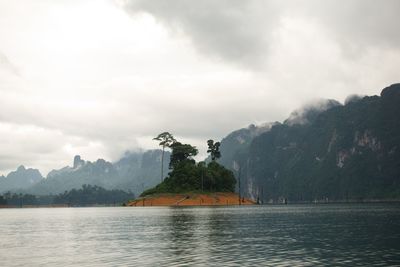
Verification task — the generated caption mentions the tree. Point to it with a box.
[53,184,135,206]
[206,161,236,192]
[169,142,198,169]
[153,132,176,182]
[207,139,221,161]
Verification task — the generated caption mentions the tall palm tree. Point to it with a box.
[153,132,176,182]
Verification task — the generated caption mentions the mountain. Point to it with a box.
[28,150,170,195]
[216,99,340,171]
[218,84,400,202]
[30,157,119,195]
[211,122,277,169]
[0,165,43,193]
[113,149,171,193]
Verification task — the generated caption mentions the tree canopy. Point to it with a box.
[169,142,198,168]
[153,132,176,148]
[0,185,135,206]
[207,139,221,161]
[141,138,235,196]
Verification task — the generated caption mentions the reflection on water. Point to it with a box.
[0,204,400,266]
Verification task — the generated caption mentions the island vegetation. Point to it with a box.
[140,134,236,196]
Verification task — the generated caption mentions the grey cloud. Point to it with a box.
[120,0,400,67]
[0,123,67,174]
[120,0,283,68]
[299,0,400,51]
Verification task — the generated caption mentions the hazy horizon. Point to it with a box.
[1,0,399,175]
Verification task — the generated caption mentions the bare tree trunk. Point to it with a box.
[161,146,165,183]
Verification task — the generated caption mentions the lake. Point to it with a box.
[0,204,399,266]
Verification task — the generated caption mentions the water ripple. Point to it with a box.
[0,204,400,266]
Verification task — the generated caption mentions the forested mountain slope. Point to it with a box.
[221,84,400,202]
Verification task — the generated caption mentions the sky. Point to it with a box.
[0,0,399,176]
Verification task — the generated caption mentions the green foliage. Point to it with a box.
[141,160,236,196]
[1,185,135,206]
[1,192,52,206]
[141,138,236,196]
[153,132,176,148]
[207,139,221,161]
[206,161,236,192]
[0,195,6,205]
[169,142,198,169]
[53,184,135,206]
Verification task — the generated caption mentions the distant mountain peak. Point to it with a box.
[96,158,106,164]
[17,165,26,171]
[0,165,43,193]
[381,83,400,98]
[73,155,85,169]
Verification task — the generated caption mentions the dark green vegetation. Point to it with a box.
[207,139,221,161]
[0,195,7,205]
[53,185,135,206]
[0,192,53,206]
[218,84,400,202]
[0,185,135,207]
[141,139,236,196]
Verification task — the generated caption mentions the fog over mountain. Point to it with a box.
[284,99,341,126]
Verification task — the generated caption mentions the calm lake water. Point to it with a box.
[1,204,400,266]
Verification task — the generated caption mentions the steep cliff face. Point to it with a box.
[221,84,400,201]
[216,122,278,170]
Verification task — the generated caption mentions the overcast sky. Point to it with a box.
[0,0,399,176]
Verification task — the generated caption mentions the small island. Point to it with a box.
[127,133,255,206]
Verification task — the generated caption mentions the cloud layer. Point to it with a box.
[0,0,399,175]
